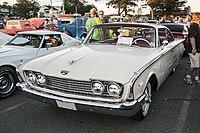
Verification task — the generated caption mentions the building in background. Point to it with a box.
[38,5,62,18]
[131,0,151,16]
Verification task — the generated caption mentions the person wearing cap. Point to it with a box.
[86,8,102,41]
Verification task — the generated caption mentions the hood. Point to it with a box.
[0,46,35,58]
[23,45,157,84]
[28,18,45,29]
[0,32,13,45]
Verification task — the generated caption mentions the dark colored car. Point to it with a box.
[0,23,5,29]
[162,23,189,56]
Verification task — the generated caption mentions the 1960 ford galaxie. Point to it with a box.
[17,23,184,120]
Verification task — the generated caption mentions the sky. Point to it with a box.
[0,0,199,14]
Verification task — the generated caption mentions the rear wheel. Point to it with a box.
[0,67,17,99]
[134,82,152,121]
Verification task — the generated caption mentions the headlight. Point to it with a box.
[36,73,46,85]
[25,71,36,83]
[107,83,122,97]
[91,81,105,95]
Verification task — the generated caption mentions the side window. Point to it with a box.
[165,29,174,42]
[158,28,174,46]
[43,34,62,48]
[30,35,42,48]
[158,28,166,46]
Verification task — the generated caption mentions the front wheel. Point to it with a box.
[0,67,17,99]
[134,82,152,121]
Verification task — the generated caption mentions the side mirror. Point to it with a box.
[162,40,169,46]
[46,43,52,50]
[81,36,85,43]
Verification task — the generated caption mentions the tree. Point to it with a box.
[147,0,186,18]
[106,0,137,15]
[146,0,159,19]
[0,2,12,16]
[13,0,40,18]
[63,0,95,15]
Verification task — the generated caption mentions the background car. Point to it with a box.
[146,20,160,24]
[17,23,184,121]
[0,23,5,29]
[0,30,80,99]
[162,23,189,56]
[57,14,87,39]
[0,19,36,36]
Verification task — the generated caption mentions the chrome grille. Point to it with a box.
[44,75,111,97]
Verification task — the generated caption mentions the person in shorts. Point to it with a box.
[184,12,200,85]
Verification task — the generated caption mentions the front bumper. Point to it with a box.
[17,82,143,117]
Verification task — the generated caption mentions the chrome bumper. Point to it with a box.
[17,82,142,117]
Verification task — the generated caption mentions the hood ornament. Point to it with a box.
[68,54,87,66]
[61,70,69,75]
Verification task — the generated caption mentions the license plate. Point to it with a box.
[56,100,77,110]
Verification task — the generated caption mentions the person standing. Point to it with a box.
[98,10,108,23]
[48,17,55,31]
[184,12,200,85]
[86,8,102,41]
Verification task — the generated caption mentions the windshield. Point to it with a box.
[84,25,156,48]
[6,34,43,48]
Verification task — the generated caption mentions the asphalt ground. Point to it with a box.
[0,56,200,133]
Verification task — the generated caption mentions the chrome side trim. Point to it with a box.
[129,40,184,84]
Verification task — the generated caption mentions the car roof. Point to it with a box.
[94,22,166,29]
[162,23,187,26]
[17,30,63,35]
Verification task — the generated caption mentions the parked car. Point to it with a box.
[109,16,127,22]
[0,23,5,29]
[146,20,160,24]
[17,23,184,120]
[0,32,13,45]
[28,18,46,29]
[57,14,87,39]
[0,30,80,98]
[0,20,36,35]
[162,23,189,56]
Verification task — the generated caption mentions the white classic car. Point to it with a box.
[0,30,80,98]
[17,23,184,120]
[0,32,13,45]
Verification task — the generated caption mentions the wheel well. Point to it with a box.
[149,74,158,91]
[0,65,16,73]
[81,33,87,38]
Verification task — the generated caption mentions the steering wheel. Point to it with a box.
[132,38,151,48]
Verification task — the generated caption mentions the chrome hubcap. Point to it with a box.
[142,83,151,116]
[0,73,14,94]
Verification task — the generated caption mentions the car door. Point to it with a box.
[158,28,175,82]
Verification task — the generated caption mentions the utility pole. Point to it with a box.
[50,0,53,17]
[75,5,78,39]
[62,0,65,14]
